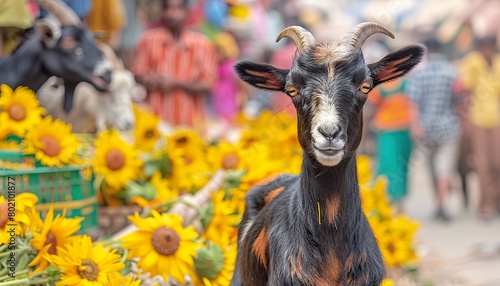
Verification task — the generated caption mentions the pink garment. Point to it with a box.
[269,43,297,115]
[213,59,238,121]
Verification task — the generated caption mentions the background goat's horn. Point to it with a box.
[344,22,394,50]
[37,0,81,26]
[276,26,315,52]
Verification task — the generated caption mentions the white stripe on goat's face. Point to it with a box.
[310,90,345,166]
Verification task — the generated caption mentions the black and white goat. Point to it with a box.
[37,43,146,133]
[231,23,424,285]
[0,0,112,112]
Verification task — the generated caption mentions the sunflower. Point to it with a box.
[93,129,142,189]
[0,121,21,149]
[381,279,395,286]
[118,275,142,286]
[133,105,161,151]
[167,147,211,194]
[203,191,239,247]
[0,193,38,243]
[22,116,79,167]
[374,216,419,267]
[192,242,237,286]
[29,206,83,273]
[166,128,204,151]
[120,210,201,284]
[0,84,46,136]
[0,140,19,149]
[207,141,245,171]
[48,235,125,286]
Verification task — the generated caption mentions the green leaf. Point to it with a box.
[199,201,214,230]
[143,161,159,178]
[194,242,225,280]
[223,170,246,195]
[157,153,172,178]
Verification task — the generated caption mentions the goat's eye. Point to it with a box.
[286,86,299,97]
[359,82,371,94]
[61,38,77,49]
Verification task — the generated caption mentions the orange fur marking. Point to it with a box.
[256,173,284,186]
[325,197,340,224]
[360,251,367,263]
[264,187,285,204]
[246,69,283,89]
[323,252,341,283]
[252,227,269,270]
[375,54,412,82]
[289,254,304,280]
[345,253,354,271]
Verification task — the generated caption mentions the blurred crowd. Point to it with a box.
[2,0,500,222]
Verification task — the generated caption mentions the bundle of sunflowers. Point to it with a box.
[0,85,84,168]
[0,85,419,285]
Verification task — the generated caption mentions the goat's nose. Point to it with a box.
[123,121,133,131]
[101,70,112,84]
[318,125,342,141]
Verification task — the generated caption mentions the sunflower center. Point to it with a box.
[387,243,396,253]
[78,259,99,281]
[105,149,126,171]
[0,202,9,228]
[8,104,26,121]
[222,153,239,170]
[151,226,180,256]
[175,136,188,145]
[145,130,156,139]
[39,136,61,157]
[44,231,58,255]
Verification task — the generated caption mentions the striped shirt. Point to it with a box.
[132,27,217,127]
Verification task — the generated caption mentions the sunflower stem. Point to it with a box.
[0,269,31,283]
[140,197,205,219]
[140,198,185,217]
[0,248,30,259]
[0,276,52,285]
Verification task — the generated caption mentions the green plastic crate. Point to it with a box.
[0,150,97,232]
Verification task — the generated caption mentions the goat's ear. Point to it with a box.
[34,18,61,48]
[234,61,289,92]
[368,45,425,87]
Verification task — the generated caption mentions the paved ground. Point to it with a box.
[404,152,500,286]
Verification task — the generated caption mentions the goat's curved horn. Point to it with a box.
[276,26,315,52]
[37,0,81,26]
[344,22,394,50]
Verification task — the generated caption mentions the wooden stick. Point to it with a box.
[111,170,226,240]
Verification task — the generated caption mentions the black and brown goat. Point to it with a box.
[231,23,424,286]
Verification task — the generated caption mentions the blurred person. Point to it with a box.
[0,0,33,56]
[366,77,413,210]
[39,0,92,22]
[87,0,126,47]
[459,36,500,221]
[120,0,148,69]
[132,0,218,128]
[408,39,461,222]
[212,31,242,122]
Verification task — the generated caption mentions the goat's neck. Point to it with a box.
[0,38,49,92]
[299,154,362,231]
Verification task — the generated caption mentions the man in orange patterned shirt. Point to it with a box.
[132,0,217,127]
